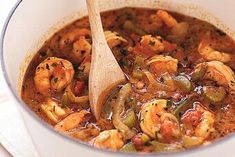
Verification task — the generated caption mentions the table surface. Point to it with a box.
[0,0,19,156]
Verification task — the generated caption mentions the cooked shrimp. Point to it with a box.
[34,57,75,94]
[181,103,215,140]
[195,106,215,139]
[59,28,90,47]
[200,61,235,91]
[104,31,128,48]
[171,22,189,38]
[140,99,180,142]
[157,10,178,28]
[149,14,163,28]
[73,37,91,62]
[182,135,204,148]
[93,130,124,151]
[198,41,232,63]
[159,113,181,142]
[41,99,67,123]
[147,55,178,74]
[140,35,165,53]
[138,14,163,33]
[54,110,90,132]
[68,125,100,142]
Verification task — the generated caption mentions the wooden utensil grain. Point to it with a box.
[86,0,126,120]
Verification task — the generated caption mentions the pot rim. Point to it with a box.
[1,0,235,156]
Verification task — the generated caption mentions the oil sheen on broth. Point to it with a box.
[21,7,235,152]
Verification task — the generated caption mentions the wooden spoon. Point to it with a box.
[86,0,126,120]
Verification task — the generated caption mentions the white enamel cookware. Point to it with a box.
[1,0,235,156]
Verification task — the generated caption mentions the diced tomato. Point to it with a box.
[162,40,177,52]
[173,49,186,61]
[171,92,184,101]
[53,64,65,76]
[74,80,85,96]
[132,134,144,150]
[132,43,156,57]
[130,33,141,44]
[181,110,202,128]
[160,120,177,142]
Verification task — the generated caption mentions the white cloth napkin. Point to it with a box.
[0,72,40,157]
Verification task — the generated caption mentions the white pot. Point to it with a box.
[1,0,235,156]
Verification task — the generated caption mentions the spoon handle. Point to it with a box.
[86,0,106,43]
[86,0,126,119]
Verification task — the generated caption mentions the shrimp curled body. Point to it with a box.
[41,98,67,123]
[34,57,75,94]
[202,61,235,91]
[198,42,232,63]
[59,28,91,47]
[147,55,178,75]
[73,37,91,62]
[93,130,124,151]
[104,31,128,48]
[140,99,180,142]
[157,10,178,28]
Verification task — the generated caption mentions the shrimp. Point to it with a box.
[195,107,215,139]
[138,14,163,33]
[140,99,180,142]
[199,61,235,91]
[149,14,163,28]
[181,103,215,140]
[198,41,232,63]
[93,130,124,151]
[156,10,178,28]
[54,110,90,132]
[72,37,91,62]
[41,99,67,123]
[34,57,75,94]
[59,28,91,47]
[140,35,165,53]
[104,31,128,49]
[68,125,100,142]
[147,55,178,74]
